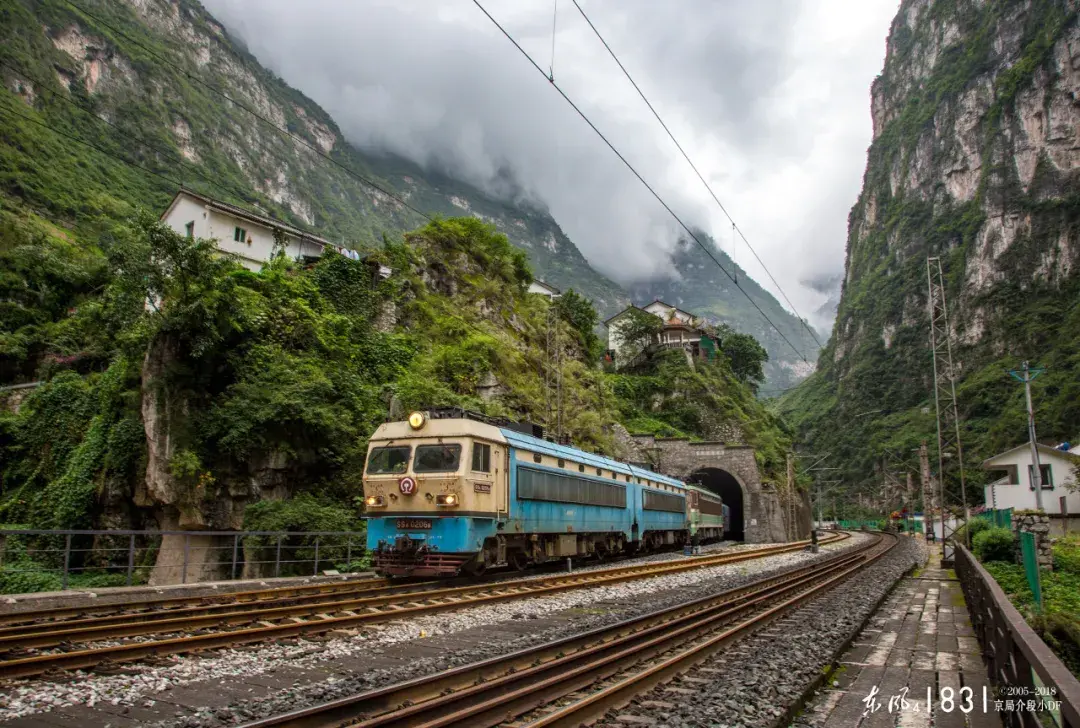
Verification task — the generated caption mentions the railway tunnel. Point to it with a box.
[689,467,745,541]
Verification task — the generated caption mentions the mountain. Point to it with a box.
[780,0,1080,494]
[629,234,821,392]
[0,0,628,316]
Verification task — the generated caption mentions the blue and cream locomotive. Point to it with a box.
[362,410,729,577]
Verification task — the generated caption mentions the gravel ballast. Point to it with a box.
[0,535,866,724]
[592,535,927,728]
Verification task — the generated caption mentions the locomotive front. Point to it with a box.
[362,412,506,577]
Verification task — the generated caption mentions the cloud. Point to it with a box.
[202,0,898,330]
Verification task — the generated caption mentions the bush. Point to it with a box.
[0,563,62,595]
[973,527,1016,563]
[954,517,992,546]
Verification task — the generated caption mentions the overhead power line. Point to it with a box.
[570,0,823,350]
[63,0,433,226]
[471,0,810,364]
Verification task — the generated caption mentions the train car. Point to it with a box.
[362,410,707,577]
[684,483,727,543]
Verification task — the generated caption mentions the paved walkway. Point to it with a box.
[800,541,1000,728]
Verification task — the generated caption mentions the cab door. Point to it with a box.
[493,445,508,517]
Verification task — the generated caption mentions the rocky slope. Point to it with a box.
[780,0,1080,496]
[0,0,628,316]
[0,0,818,385]
[630,233,821,391]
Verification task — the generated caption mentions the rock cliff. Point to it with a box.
[781,0,1079,492]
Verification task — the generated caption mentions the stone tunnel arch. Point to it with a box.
[689,467,747,541]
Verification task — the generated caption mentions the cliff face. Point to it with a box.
[782,0,1080,488]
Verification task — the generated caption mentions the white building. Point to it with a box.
[527,280,561,299]
[981,443,1079,514]
[160,189,341,271]
[604,300,706,363]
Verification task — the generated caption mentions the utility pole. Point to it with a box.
[1009,361,1046,511]
[919,441,932,541]
[927,257,968,566]
[906,471,914,533]
[786,453,795,541]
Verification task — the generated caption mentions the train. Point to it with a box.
[362,409,730,577]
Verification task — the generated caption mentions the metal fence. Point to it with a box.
[0,528,368,590]
[974,508,1014,529]
[956,544,1080,727]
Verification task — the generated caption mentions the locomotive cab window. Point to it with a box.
[367,446,411,474]
[471,442,491,473]
[414,444,462,472]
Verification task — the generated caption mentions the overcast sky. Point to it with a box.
[202,0,899,329]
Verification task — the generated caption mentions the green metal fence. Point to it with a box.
[974,507,1014,529]
[837,519,887,530]
[1020,531,1044,612]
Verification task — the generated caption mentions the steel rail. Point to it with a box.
[0,533,845,631]
[0,535,845,655]
[522,534,897,728]
[230,532,889,728]
[0,576,398,627]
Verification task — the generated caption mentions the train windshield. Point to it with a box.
[367,446,411,474]
[414,444,462,473]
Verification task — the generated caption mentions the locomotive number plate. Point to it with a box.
[474,483,492,493]
[396,518,432,529]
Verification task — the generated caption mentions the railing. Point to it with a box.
[956,545,1080,727]
[0,529,368,591]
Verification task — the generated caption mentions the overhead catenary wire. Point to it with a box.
[569,0,822,350]
[471,0,810,364]
[63,0,434,227]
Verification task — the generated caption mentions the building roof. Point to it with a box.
[528,279,562,295]
[602,304,650,326]
[643,299,696,318]
[161,189,338,250]
[981,442,1080,468]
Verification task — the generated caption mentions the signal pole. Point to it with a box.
[1009,361,1046,511]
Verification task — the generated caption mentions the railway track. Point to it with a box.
[0,534,848,680]
[233,531,893,728]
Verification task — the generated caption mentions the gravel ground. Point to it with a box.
[590,535,928,728]
[0,535,863,724]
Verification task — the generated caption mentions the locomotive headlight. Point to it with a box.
[445,494,457,505]
[365,495,386,508]
[436,493,458,507]
[408,411,426,429]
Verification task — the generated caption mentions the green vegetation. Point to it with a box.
[0,0,800,594]
[633,234,821,391]
[972,526,1015,562]
[983,537,1080,676]
[779,0,1080,509]
[0,210,791,542]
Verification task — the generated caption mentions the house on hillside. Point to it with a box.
[527,280,561,299]
[603,300,720,365]
[160,189,385,274]
[981,442,1079,515]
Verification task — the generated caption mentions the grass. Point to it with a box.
[981,537,1080,676]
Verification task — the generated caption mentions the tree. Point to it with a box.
[613,309,662,362]
[555,289,601,361]
[716,324,768,391]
